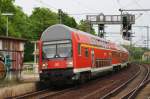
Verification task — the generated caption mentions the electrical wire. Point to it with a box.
[36,0,100,16]
[73,0,98,12]
[36,0,58,11]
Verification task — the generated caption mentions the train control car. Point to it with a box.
[39,24,129,84]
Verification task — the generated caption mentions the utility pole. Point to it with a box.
[31,41,39,73]
[2,13,14,37]
[147,26,149,49]
[58,9,62,24]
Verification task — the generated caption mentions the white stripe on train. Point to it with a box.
[73,62,128,73]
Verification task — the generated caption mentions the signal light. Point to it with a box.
[122,32,131,41]
[128,24,132,30]
[99,24,104,30]
[122,16,128,30]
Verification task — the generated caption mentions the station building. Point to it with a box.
[142,51,150,61]
[0,36,26,80]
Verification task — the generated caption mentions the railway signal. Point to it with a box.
[121,14,134,40]
[86,13,135,40]
[119,8,150,48]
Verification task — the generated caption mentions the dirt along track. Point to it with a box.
[11,63,140,99]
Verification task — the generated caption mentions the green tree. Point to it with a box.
[0,0,15,35]
[124,45,145,61]
[60,11,77,28]
[29,7,59,40]
[24,41,34,62]
[10,6,30,38]
[78,20,95,35]
[0,0,30,38]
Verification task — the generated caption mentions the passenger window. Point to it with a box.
[78,44,81,55]
[85,48,89,57]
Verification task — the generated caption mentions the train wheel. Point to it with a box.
[113,66,119,72]
[87,72,91,81]
[0,61,6,80]
[79,73,86,84]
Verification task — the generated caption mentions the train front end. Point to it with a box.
[39,24,75,84]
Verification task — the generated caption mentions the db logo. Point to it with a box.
[55,62,59,66]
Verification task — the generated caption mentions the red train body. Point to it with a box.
[39,24,129,83]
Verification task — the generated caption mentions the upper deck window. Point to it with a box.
[85,48,89,57]
[78,43,81,55]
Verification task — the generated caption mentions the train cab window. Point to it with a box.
[42,40,72,59]
[85,48,89,57]
[78,43,81,55]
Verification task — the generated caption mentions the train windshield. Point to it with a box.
[42,40,72,59]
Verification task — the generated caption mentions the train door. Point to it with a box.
[91,49,95,68]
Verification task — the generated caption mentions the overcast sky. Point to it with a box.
[15,0,150,47]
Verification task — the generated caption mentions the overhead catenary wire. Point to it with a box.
[72,0,98,12]
[36,0,100,17]
[36,0,58,11]
[116,0,150,17]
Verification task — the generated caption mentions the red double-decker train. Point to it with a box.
[39,24,129,84]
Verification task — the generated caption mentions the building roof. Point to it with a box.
[143,51,150,56]
[0,36,26,42]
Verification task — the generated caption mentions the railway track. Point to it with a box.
[10,87,76,99]
[9,89,50,99]
[39,63,139,99]
[122,65,150,99]
[101,64,150,99]
[9,63,144,99]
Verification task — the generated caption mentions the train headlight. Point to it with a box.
[67,61,73,67]
[39,70,42,73]
[42,63,48,69]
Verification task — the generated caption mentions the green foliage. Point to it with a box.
[29,7,59,40]
[0,0,15,35]
[78,20,95,35]
[123,45,148,61]
[60,12,77,28]
[10,7,30,38]
[0,0,15,13]
[24,41,34,62]
[0,0,30,38]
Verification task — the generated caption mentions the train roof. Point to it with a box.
[41,24,103,41]
[41,24,73,41]
[41,24,128,53]
[41,24,109,43]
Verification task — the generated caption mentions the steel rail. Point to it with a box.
[123,66,149,99]
[101,65,141,99]
[10,89,50,99]
[39,87,75,99]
